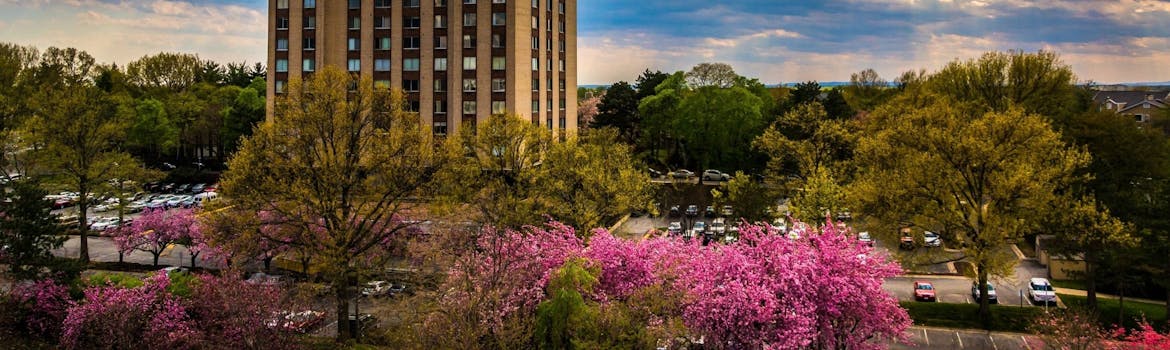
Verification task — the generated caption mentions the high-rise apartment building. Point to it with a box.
[267,0,577,137]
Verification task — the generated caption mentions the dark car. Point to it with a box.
[190,183,206,193]
[721,205,734,217]
[669,205,681,217]
[705,205,715,217]
[160,183,176,193]
[685,205,699,217]
[176,183,191,193]
[899,228,915,250]
[648,168,663,179]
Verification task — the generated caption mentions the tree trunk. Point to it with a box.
[118,252,124,264]
[1085,255,1097,310]
[153,252,160,267]
[977,263,992,328]
[300,256,311,276]
[263,256,272,272]
[190,252,199,268]
[77,182,90,264]
[335,276,353,342]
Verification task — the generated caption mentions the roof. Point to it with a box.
[1093,90,1170,113]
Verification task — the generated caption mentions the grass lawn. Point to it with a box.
[901,301,1044,333]
[1058,293,1167,330]
[1050,279,1087,290]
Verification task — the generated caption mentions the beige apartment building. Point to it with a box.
[267,0,577,137]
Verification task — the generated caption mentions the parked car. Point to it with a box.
[835,210,853,221]
[245,272,284,285]
[701,169,730,181]
[127,200,147,213]
[176,183,191,193]
[971,282,998,304]
[721,205,733,217]
[669,205,681,217]
[204,183,218,192]
[668,222,683,236]
[769,218,787,235]
[685,205,699,217]
[147,195,172,210]
[913,281,937,302]
[347,313,378,335]
[190,183,206,193]
[711,218,726,235]
[388,283,407,295]
[51,197,75,209]
[179,196,197,208]
[269,310,326,333]
[858,231,874,247]
[166,195,192,208]
[899,228,915,250]
[1028,278,1057,305]
[362,280,392,297]
[89,217,121,231]
[705,205,715,217]
[923,231,942,248]
[690,221,707,237]
[160,183,176,193]
[647,168,663,179]
[669,169,695,179]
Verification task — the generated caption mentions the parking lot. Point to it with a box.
[890,326,1038,349]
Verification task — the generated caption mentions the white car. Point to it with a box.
[690,221,706,238]
[166,195,192,208]
[362,281,392,297]
[667,222,683,236]
[1028,278,1057,305]
[711,218,726,235]
[923,231,942,247]
[89,217,120,231]
[769,218,787,235]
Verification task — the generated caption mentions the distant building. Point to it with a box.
[1092,90,1169,123]
[267,0,578,138]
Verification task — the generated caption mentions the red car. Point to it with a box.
[914,281,937,302]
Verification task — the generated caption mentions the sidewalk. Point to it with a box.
[1054,287,1167,306]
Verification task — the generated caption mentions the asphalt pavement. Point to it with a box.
[890,326,1038,350]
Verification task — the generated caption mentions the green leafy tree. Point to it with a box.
[215,66,452,341]
[684,62,737,88]
[754,102,854,181]
[449,113,551,228]
[589,81,639,144]
[535,258,600,350]
[782,81,822,113]
[221,80,265,155]
[537,129,653,231]
[927,50,1082,121]
[0,43,39,129]
[126,98,179,160]
[844,68,891,113]
[634,70,669,101]
[637,72,686,167]
[711,172,777,223]
[852,94,1089,323]
[125,52,203,93]
[0,180,65,280]
[1044,197,1135,310]
[789,167,847,224]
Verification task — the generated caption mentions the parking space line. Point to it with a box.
[989,333,998,350]
[1021,336,1031,350]
[923,329,929,346]
[955,331,963,348]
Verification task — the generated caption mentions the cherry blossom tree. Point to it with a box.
[185,272,302,348]
[111,209,196,266]
[8,279,70,340]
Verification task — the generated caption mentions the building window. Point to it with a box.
[463,79,477,92]
[276,38,288,51]
[463,56,476,70]
[559,60,564,72]
[403,79,420,92]
[275,59,288,72]
[492,34,504,48]
[493,0,505,3]
[435,101,447,113]
[559,20,564,33]
[303,59,315,72]
[349,0,360,8]
[559,41,564,52]
[348,38,360,51]
[347,59,360,72]
[532,0,537,7]
[405,0,420,7]
[277,17,289,29]
[375,80,391,89]
[547,97,552,111]
[277,0,288,9]
[375,59,391,71]
[463,101,477,114]
[406,100,420,112]
[375,0,391,7]
[433,121,448,136]
[532,100,539,112]
[532,78,538,90]
[531,36,538,49]
[492,78,505,92]
[559,117,566,128]
[376,16,391,29]
[559,98,565,110]
[376,37,390,50]
[559,1,564,13]
[547,77,552,91]
[435,15,447,28]
[531,58,538,70]
[434,79,446,92]
[547,37,552,51]
[559,79,565,91]
[492,13,505,26]
[349,17,360,29]
[404,37,420,49]
[492,101,506,114]
[531,16,538,29]
[464,0,476,4]
[435,0,447,6]
[434,58,447,71]
[547,59,553,72]
[463,13,476,26]
[275,80,286,94]
[304,15,316,28]
[405,16,420,28]
[547,118,553,130]
[303,37,316,50]
[491,57,505,70]
[403,58,420,71]
[462,35,476,48]
[304,0,315,8]
[434,36,447,49]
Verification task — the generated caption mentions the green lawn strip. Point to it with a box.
[1058,293,1167,330]
[901,301,1044,333]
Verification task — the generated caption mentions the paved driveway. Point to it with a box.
[890,327,1038,349]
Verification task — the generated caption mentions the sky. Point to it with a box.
[1,0,1168,85]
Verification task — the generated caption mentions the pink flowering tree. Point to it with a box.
[165,209,207,268]
[60,273,196,350]
[185,272,303,348]
[111,209,190,266]
[8,279,70,340]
